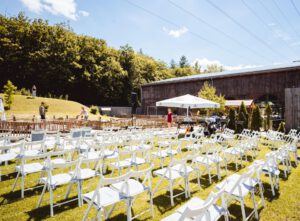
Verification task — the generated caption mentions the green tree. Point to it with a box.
[227,108,236,131]
[251,106,262,131]
[204,64,224,73]
[237,101,248,132]
[170,59,177,69]
[265,103,272,130]
[179,55,189,68]
[198,81,225,113]
[277,121,285,133]
[193,61,201,73]
[3,80,17,110]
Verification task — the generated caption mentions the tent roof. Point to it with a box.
[225,99,253,107]
[156,94,220,109]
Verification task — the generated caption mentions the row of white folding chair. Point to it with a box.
[12,148,76,198]
[215,163,265,221]
[193,144,228,184]
[82,166,153,221]
[37,155,102,216]
[0,132,11,146]
[162,182,229,221]
[153,155,201,206]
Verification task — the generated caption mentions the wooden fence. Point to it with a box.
[0,117,167,134]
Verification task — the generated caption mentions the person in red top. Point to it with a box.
[167,108,173,128]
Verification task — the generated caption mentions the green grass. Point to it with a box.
[0,138,299,221]
[0,94,103,120]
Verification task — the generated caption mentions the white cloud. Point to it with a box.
[163,26,188,38]
[20,0,42,13]
[192,58,260,71]
[78,10,89,17]
[20,0,89,20]
[268,22,276,27]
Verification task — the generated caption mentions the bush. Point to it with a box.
[251,106,262,131]
[227,108,236,131]
[265,103,272,130]
[90,105,98,115]
[16,88,31,96]
[3,80,17,110]
[277,122,285,133]
[237,101,248,132]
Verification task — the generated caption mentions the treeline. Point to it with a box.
[0,13,222,106]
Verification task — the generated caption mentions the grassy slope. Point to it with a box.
[0,94,101,120]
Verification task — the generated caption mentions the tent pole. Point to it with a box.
[186,108,188,117]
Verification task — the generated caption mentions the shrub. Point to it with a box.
[251,106,262,131]
[3,80,17,110]
[16,88,31,96]
[265,103,272,130]
[90,105,98,115]
[277,122,285,133]
[227,108,236,131]
[237,101,248,132]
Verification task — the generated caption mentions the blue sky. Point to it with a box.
[1,0,300,70]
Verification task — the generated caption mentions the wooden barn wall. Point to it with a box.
[141,69,300,113]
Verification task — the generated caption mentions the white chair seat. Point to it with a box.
[224,148,244,155]
[71,168,97,180]
[131,157,146,165]
[153,168,182,180]
[124,145,139,151]
[195,156,213,165]
[23,150,41,157]
[186,144,202,150]
[40,173,73,187]
[0,152,17,162]
[111,160,132,168]
[103,150,118,159]
[162,197,225,221]
[51,158,66,164]
[140,144,152,150]
[16,162,44,175]
[152,151,168,158]
[171,164,195,175]
[81,151,101,160]
[83,187,122,207]
[111,179,146,197]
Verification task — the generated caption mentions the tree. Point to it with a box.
[179,55,189,68]
[3,80,17,110]
[227,108,236,131]
[265,103,272,130]
[237,101,248,132]
[251,106,262,131]
[277,121,285,133]
[193,61,201,73]
[170,59,177,69]
[198,81,225,113]
[204,64,224,73]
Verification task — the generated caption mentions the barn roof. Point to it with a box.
[144,62,300,86]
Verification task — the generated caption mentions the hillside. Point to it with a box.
[0,94,101,120]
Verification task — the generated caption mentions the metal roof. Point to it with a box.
[143,62,300,86]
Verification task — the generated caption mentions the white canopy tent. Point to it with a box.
[156,94,220,116]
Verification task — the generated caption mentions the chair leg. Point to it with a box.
[240,198,247,221]
[127,199,132,221]
[50,187,54,217]
[149,191,154,218]
[37,183,47,208]
[169,181,174,206]
[12,171,20,191]
[65,182,73,199]
[251,191,259,219]
[21,174,25,198]
[269,175,275,196]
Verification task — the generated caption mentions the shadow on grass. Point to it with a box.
[26,196,79,220]
[227,203,264,221]
[0,186,43,205]
[153,188,187,214]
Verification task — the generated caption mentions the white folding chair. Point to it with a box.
[216,168,260,221]
[82,173,129,221]
[162,183,228,221]
[37,158,80,216]
[110,166,154,221]
[0,141,23,181]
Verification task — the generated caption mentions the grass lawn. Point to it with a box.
[0,94,103,121]
[0,138,299,220]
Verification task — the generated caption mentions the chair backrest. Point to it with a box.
[70,129,82,139]
[0,141,24,155]
[179,194,215,221]
[31,130,46,142]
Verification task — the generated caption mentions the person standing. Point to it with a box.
[167,108,173,128]
[80,107,89,120]
[39,102,46,120]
